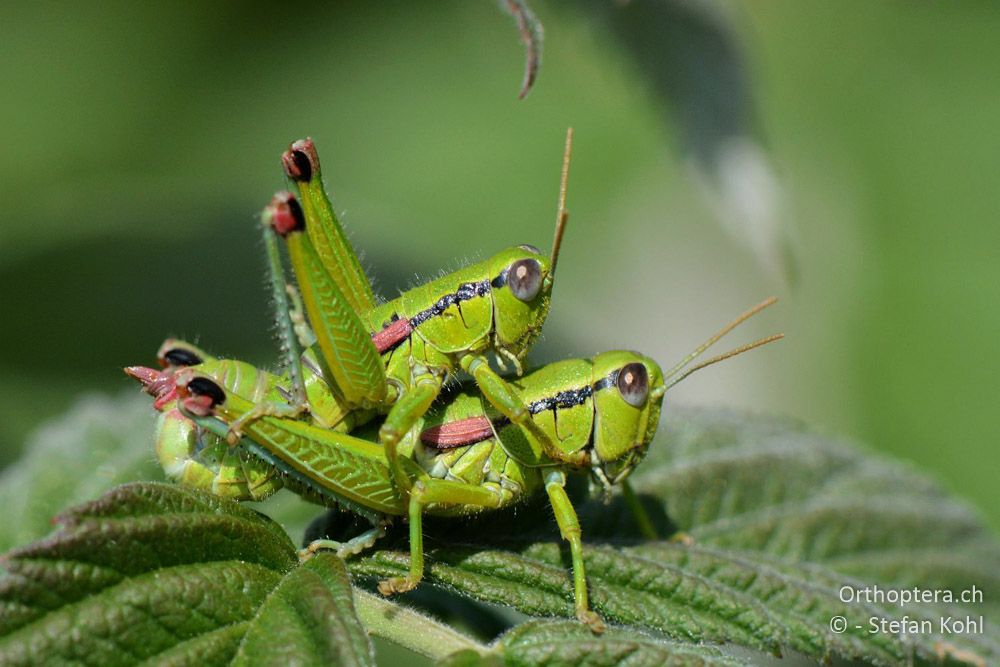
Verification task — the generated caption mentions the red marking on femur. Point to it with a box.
[421,416,495,449]
[371,317,413,353]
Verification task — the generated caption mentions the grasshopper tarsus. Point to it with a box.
[578,609,606,635]
[377,576,417,597]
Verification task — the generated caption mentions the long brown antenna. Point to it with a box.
[664,334,784,391]
[549,127,573,278]
[663,296,778,380]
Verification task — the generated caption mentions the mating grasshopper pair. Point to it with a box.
[127,133,781,632]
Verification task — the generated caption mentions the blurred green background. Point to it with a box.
[2,2,997,529]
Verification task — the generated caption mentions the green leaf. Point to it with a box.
[0,392,162,552]
[484,620,742,667]
[579,0,797,282]
[354,593,740,666]
[3,406,999,666]
[0,388,333,555]
[232,555,373,667]
[349,407,1000,666]
[0,483,373,667]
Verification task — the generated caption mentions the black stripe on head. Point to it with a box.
[593,371,618,393]
[409,279,492,328]
[528,385,593,415]
[526,369,619,417]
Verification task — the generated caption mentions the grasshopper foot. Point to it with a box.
[224,426,244,446]
[377,576,418,596]
[298,543,323,563]
[298,538,345,563]
[299,526,387,563]
[577,609,606,634]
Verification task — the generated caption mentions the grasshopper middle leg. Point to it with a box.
[377,478,502,596]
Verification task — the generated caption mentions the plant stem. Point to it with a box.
[353,588,488,660]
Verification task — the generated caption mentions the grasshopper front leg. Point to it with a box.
[462,354,588,467]
[377,370,443,496]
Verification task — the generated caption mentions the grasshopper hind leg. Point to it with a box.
[219,211,313,445]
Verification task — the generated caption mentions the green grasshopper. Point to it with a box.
[126,133,781,631]
[258,134,577,504]
[129,132,577,498]
[159,300,780,633]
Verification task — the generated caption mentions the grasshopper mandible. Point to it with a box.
[155,300,780,633]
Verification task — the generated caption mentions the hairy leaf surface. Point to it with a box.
[0,393,161,552]
[0,484,372,667]
[350,408,1000,666]
[1,406,997,666]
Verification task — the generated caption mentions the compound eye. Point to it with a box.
[187,377,226,407]
[616,363,649,408]
[163,348,203,368]
[507,258,542,302]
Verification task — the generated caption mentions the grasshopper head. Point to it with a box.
[488,245,554,365]
[586,297,784,492]
[588,351,666,488]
